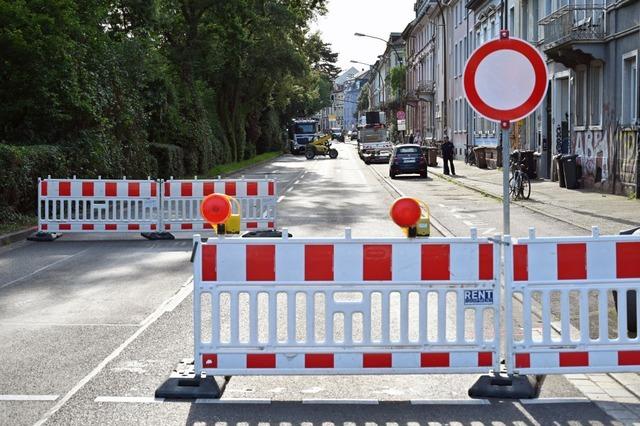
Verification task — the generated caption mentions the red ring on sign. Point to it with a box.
[463,37,548,123]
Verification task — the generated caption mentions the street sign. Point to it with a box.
[397,119,406,131]
[463,35,548,123]
[396,110,406,120]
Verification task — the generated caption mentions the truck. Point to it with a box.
[357,112,392,164]
[288,119,319,155]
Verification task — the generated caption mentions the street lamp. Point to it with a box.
[354,32,403,65]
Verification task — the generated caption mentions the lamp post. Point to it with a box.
[354,32,403,66]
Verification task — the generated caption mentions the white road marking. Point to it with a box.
[196,398,272,404]
[294,180,301,185]
[95,396,163,404]
[410,399,490,405]
[463,220,475,227]
[277,195,285,203]
[34,276,194,426]
[0,248,90,290]
[0,322,139,327]
[0,395,59,401]
[519,397,591,405]
[302,399,379,405]
[286,187,293,193]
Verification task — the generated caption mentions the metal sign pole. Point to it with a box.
[501,121,510,235]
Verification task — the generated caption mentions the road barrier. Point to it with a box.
[32,177,278,240]
[36,177,160,236]
[192,229,501,376]
[161,178,277,233]
[506,228,640,375]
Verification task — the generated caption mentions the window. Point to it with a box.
[589,62,603,126]
[622,52,638,126]
[575,66,587,127]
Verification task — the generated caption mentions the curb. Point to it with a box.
[428,168,593,232]
[0,226,37,247]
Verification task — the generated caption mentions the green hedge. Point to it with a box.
[0,144,68,216]
[149,143,185,179]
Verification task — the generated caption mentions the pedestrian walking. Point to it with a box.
[415,130,423,146]
[441,136,456,176]
[408,132,414,145]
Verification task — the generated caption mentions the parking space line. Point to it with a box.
[0,249,90,290]
[0,395,59,401]
[277,195,285,203]
[34,277,194,426]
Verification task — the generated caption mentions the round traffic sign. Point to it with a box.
[396,110,406,120]
[463,36,548,123]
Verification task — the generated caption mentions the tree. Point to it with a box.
[357,83,370,113]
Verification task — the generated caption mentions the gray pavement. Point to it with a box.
[0,141,637,425]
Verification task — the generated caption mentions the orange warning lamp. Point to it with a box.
[390,197,422,228]
[200,193,232,226]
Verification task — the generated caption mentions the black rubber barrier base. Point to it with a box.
[468,374,544,399]
[141,232,175,241]
[27,231,61,242]
[155,359,229,400]
[242,230,293,238]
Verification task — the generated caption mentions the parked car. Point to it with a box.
[330,127,344,142]
[389,144,427,178]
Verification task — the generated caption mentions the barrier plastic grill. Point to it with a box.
[38,177,160,233]
[506,228,640,375]
[193,229,501,376]
[161,178,277,232]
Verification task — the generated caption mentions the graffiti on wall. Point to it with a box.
[617,129,639,188]
[573,129,609,184]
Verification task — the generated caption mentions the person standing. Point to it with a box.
[408,132,414,145]
[441,136,456,176]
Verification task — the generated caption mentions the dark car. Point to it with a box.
[389,144,427,178]
[330,128,344,142]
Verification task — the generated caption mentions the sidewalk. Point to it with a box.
[429,158,640,235]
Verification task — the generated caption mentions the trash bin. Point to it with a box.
[555,154,566,188]
[474,147,487,169]
[426,147,438,167]
[562,154,579,189]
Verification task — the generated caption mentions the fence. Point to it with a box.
[193,229,501,376]
[37,177,160,234]
[161,178,277,233]
[34,177,278,239]
[506,228,640,375]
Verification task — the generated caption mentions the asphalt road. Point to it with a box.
[0,141,623,425]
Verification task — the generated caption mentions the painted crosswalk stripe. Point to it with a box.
[410,399,490,405]
[0,395,59,401]
[302,399,379,405]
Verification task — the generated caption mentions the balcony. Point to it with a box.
[417,80,435,95]
[539,5,607,67]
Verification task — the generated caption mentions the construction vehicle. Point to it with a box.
[305,134,339,160]
[358,112,393,164]
[288,119,319,155]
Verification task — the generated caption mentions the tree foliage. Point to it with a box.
[0,0,336,215]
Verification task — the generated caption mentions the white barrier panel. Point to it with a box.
[38,178,160,233]
[506,228,640,375]
[161,179,277,232]
[193,230,500,376]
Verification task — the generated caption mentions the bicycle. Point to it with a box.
[509,154,531,200]
[465,147,476,166]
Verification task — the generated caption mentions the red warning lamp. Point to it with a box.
[200,193,232,226]
[390,197,422,228]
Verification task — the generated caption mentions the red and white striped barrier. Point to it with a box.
[161,178,276,232]
[506,228,640,375]
[193,229,500,376]
[37,177,160,234]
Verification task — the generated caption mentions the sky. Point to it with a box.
[310,0,416,73]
